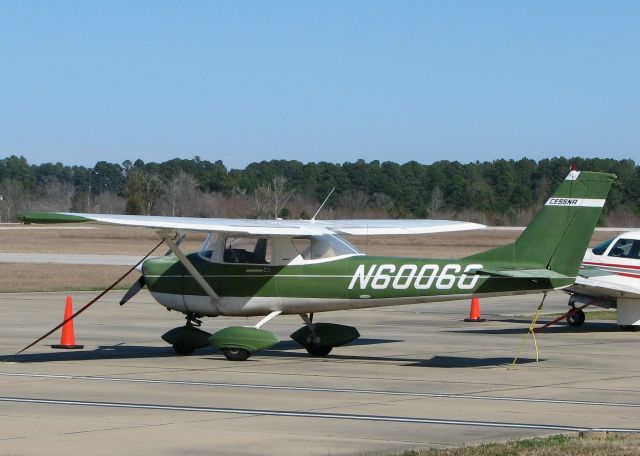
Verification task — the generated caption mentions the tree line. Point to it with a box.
[0,155,638,226]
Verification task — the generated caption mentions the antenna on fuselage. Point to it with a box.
[311,187,336,221]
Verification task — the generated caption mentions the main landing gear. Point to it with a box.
[220,347,252,361]
[290,314,360,357]
[209,325,279,361]
[566,303,586,327]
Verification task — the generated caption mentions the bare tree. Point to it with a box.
[126,168,164,215]
[338,189,370,213]
[334,189,392,218]
[28,178,74,212]
[0,179,28,222]
[286,193,320,220]
[159,171,201,216]
[93,191,126,214]
[251,176,295,219]
[220,191,252,218]
[429,186,444,216]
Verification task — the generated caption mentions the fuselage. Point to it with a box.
[581,231,640,280]
[568,230,640,305]
[142,252,572,317]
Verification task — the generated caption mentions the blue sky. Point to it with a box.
[1,1,638,169]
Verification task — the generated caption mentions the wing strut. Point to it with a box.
[161,234,220,302]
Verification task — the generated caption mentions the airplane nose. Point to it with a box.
[141,256,177,275]
[140,256,184,294]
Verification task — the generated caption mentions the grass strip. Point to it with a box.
[0,263,135,293]
[400,432,640,456]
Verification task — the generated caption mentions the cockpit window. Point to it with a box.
[608,239,640,259]
[296,234,362,260]
[592,238,613,256]
[223,237,271,264]
[200,233,221,260]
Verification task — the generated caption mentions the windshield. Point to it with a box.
[591,238,613,255]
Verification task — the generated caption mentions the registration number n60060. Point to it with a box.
[347,263,483,291]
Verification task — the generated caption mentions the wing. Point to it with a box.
[310,219,485,235]
[568,272,640,300]
[19,212,485,237]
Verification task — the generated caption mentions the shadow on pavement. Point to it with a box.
[5,339,539,367]
[260,344,538,367]
[408,355,539,367]
[269,338,402,352]
[3,344,209,363]
[450,321,621,335]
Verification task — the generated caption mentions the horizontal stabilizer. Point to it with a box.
[478,268,573,280]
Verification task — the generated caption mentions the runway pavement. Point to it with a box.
[1,290,639,455]
[0,252,142,265]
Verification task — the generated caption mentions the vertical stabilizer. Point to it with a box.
[466,170,616,277]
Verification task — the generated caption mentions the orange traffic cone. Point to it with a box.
[464,297,485,322]
[51,295,84,349]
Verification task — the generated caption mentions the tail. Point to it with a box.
[466,169,616,277]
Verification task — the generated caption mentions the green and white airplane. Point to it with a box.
[21,169,615,360]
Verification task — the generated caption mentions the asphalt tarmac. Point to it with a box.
[1,290,639,455]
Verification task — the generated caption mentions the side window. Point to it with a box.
[624,240,640,260]
[291,237,312,260]
[223,238,271,264]
[608,239,635,258]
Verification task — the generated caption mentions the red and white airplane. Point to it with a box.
[566,230,640,329]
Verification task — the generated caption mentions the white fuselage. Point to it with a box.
[569,231,640,326]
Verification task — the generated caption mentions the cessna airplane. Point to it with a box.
[21,170,615,360]
[565,230,640,330]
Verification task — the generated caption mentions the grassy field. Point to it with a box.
[0,224,624,292]
[0,225,206,255]
[0,263,136,292]
[401,432,640,456]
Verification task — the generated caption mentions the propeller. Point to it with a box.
[119,233,186,306]
[119,275,146,306]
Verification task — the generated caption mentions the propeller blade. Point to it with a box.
[120,276,146,306]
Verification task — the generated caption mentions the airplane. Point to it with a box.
[564,230,640,330]
[20,169,615,361]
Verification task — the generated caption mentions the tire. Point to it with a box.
[567,309,585,327]
[221,347,251,361]
[305,345,333,357]
[173,344,194,355]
